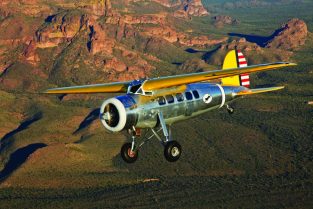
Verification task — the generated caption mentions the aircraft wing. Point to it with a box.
[44,62,295,94]
[142,62,296,91]
[44,81,131,94]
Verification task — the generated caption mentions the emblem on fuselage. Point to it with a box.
[203,94,212,104]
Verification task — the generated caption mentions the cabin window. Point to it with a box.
[192,90,200,99]
[158,96,166,105]
[165,95,174,104]
[185,92,193,100]
[176,93,184,102]
[145,91,153,96]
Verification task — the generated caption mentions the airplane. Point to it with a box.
[44,50,296,163]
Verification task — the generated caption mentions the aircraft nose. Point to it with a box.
[102,103,120,127]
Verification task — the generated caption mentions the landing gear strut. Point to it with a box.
[120,112,182,163]
[121,127,139,163]
[158,112,182,162]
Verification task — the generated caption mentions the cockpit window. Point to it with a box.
[136,87,143,94]
[176,93,184,102]
[158,96,166,105]
[192,90,200,99]
[129,84,141,94]
[165,95,174,104]
[185,92,193,100]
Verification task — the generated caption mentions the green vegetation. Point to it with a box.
[0,175,313,208]
[194,1,313,36]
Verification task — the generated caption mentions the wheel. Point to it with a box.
[121,143,138,163]
[227,106,234,114]
[164,141,182,162]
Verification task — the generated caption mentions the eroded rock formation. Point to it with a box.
[213,15,239,28]
[266,18,308,50]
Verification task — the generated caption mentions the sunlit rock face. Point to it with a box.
[128,0,209,17]
[0,0,217,88]
[265,18,308,50]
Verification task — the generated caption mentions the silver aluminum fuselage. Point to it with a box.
[124,83,245,129]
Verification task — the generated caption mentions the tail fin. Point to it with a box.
[221,50,250,88]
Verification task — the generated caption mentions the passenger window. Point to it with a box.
[158,96,166,105]
[176,93,184,102]
[165,95,174,104]
[185,92,193,100]
[145,91,153,96]
[192,90,200,99]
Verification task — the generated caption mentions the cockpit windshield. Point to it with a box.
[129,84,141,94]
[127,79,147,95]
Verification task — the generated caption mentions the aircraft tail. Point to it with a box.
[221,50,250,87]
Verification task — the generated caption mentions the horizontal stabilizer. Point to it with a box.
[235,86,285,96]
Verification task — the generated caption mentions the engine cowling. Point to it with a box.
[99,96,137,132]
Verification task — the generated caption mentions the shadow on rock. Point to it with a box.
[73,108,100,134]
[0,143,47,182]
[185,48,206,53]
[228,28,284,47]
[74,134,95,144]
[0,112,43,153]
[202,46,221,61]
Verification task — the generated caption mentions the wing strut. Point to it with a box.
[157,112,170,142]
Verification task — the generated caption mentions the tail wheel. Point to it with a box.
[121,143,138,163]
[227,107,234,114]
[226,105,234,114]
[164,141,182,162]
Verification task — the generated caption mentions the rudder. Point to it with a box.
[221,50,250,87]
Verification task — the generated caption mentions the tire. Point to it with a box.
[227,107,234,114]
[164,141,182,162]
[121,143,138,163]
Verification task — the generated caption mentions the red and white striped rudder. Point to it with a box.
[237,50,250,88]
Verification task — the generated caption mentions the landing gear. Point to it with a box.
[226,105,234,114]
[120,112,183,163]
[164,141,182,162]
[121,143,138,163]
